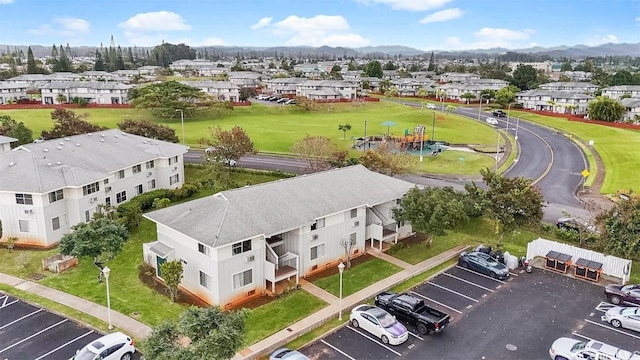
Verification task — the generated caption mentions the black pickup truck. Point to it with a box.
[375,291,450,335]
[492,110,506,117]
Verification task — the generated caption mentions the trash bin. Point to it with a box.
[545,251,572,273]
[574,258,602,282]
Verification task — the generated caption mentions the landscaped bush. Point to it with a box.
[170,183,199,200]
[131,189,175,210]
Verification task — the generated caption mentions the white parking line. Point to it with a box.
[584,319,640,340]
[455,266,506,284]
[346,325,402,356]
[34,330,95,360]
[426,282,479,303]
[595,302,615,312]
[0,319,68,354]
[408,331,424,340]
[0,308,43,330]
[0,298,18,309]
[572,332,594,342]
[321,339,356,360]
[443,272,495,292]
[409,291,463,314]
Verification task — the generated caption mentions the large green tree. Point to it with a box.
[142,306,247,360]
[595,197,640,258]
[201,126,256,169]
[587,96,626,122]
[359,143,411,177]
[0,115,33,147]
[364,60,383,78]
[610,70,633,86]
[59,218,128,282]
[393,186,474,242]
[465,168,544,236]
[495,85,520,107]
[511,64,538,91]
[129,81,211,118]
[26,47,37,74]
[118,119,179,142]
[291,135,342,172]
[41,108,106,140]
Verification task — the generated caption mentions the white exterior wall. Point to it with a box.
[40,87,129,104]
[0,85,28,104]
[216,237,264,308]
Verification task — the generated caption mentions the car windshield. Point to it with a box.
[374,311,397,328]
[620,307,640,316]
[74,346,99,360]
[622,285,640,292]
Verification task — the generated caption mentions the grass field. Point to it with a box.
[312,257,402,297]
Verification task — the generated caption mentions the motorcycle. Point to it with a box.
[519,256,532,273]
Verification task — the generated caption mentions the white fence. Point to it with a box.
[526,238,633,284]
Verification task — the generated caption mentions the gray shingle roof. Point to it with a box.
[40,81,132,90]
[145,165,416,247]
[0,130,188,193]
[0,135,17,144]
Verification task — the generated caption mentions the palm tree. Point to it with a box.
[338,124,352,139]
[564,104,577,115]
[546,100,557,112]
[56,94,67,104]
[461,92,476,104]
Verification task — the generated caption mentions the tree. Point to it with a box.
[26,47,37,74]
[52,44,72,72]
[587,96,626,122]
[59,218,128,282]
[291,135,341,172]
[0,115,33,147]
[202,126,256,169]
[560,61,573,72]
[118,119,179,142]
[379,79,392,93]
[393,187,472,243]
[384,87,399,97]
[93,50,106,71]
[160,260,183,302]
[595,197,640,258]
[427,51,436,71]
[338,124,352,139]
[417,87,428,98]
[41,108,106,140]
[56,94,67,104]
[129,81,211,118]
[364,60,383,78]
[558,74,571,82]
[495,85,520,107]
[511,64,538,90]
[239,87,257,101]
[465,168,544,238]
[359,143,411,176]
[611,70,633,86]
[142,306,248,360]
[460,92,476,104]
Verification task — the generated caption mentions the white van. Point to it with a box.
[549,337,640,360]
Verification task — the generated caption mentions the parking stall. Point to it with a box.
[568,302,640,353]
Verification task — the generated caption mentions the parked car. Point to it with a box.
[375,291,450,334]
[269,347,310,360]
[492,110,506,117]
[269,96,282,101]
[72,332,135,360]
[349,304,409,345]
[556,217,597,233]
[426,103,437,109]
[205,147,237,167]
[601,306,640,331]
[605,283,640,305]
[284,99,297,105]
[485,117,499,125]
[256,94,270,100]
[276,98,289,104]
[458,251,510,280]
[549,337,640,360]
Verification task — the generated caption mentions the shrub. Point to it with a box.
[138,262,157,287]
[170,184,198,200]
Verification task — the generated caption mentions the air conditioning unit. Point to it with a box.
[245,255,255,263]
[90,197,98,203]
[146,172,152,177]
[105,186,112,192]
[353,221,360,227]
[173,166,178,171]
[311,234,318,241]
[24,209,33,214]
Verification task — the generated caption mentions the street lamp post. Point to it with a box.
[419,125,425,173]
[338,262,345,320]
[495,130,501,171]
[102,266,113,330]
[515,114,529,141]
[477,94,489,121]
[175,109,185,144]
[363,120,368,151]
[506,103,515,131]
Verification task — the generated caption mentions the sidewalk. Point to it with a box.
[234,245,469,360]
[0,273,152,340]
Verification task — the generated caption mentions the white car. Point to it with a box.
[269,347,310,360]
[485,117,499,125]
[349,304,408,345]
[549,337,640,360]
[205,147,237,167]
[72,332,135,360]
[602,306,640,331]
[425,103,437,109]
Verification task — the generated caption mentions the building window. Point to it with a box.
[104,178,109,185]
[233,269,252,289]
[16,193,33,205]
[146,160,154,169]
[132,164,142,174]
[116,170,125,179]
[49,189,64,203]
[169,156,179,165]
[199,271,212,289]
[311,218,325,231]
[52,214,67,231]
[310,243,325,261]
[169,174,179,185]
[147,179,156,190]
[18,220,30,233]
[82,182,100,196]
[198,243,210,256]
[105,197,111,207]
[350,232,357,245]
[232,240,251,255]
[134,184,143,195]
[350,208,357,218]
[116,191,127,204]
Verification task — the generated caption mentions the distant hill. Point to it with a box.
[2,42,639,59]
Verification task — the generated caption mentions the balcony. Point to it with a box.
[264,249,298,293]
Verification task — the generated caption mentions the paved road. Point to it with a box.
[301,267,639,360]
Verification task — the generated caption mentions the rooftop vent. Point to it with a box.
[114,135,119,138]
[9,162,15,166]
[56,161,61,165]
[75,143,80,146]
[100,134,105,137]
[59,142,64,145]
[47,163,53,166]
[57,146,62,150]
[42,149,49,152]
[64,138,70,141]
[100,139,105,142]
[87,133,92,136]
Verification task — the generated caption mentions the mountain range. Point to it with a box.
[3,42,639,59]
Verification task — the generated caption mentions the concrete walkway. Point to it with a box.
[234,245,469,360]
[0,273,152,340]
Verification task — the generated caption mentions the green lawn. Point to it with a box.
[244,290,326,346]
[509,111,640,194]
[312,258,402,297]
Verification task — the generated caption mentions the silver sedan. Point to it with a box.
[601,306,640,331]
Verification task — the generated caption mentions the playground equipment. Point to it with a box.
[399,126,428,151]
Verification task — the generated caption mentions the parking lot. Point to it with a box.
[302,265,640,359]
[0,293,139,360]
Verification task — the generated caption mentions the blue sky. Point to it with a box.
[0,0,638,51]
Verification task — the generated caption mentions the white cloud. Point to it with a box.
[28,24,52,35]
[0,0,14,4]
[426,27,536,51]
[419,8,463,24]
[119,11,191,32]
[200,37,227,46]
[586,34,619,45]
[261,15,370,47]
[251,17,272,30]
[28,17,90,37]
[473,27,535,41]
[54,17,90,33]
[355,0,451,11]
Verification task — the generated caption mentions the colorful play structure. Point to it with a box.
[355,125,447,154]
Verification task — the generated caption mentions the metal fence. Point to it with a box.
[526,238,633,284]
